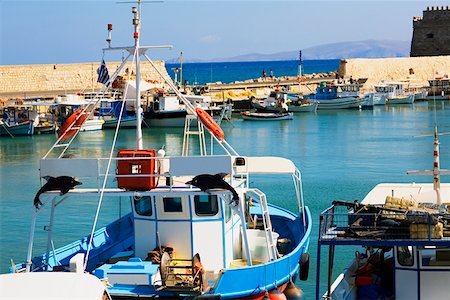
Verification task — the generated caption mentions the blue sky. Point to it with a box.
[1,1,449,65]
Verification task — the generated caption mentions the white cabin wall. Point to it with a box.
[134,219,156,259]
[192,221,223,272]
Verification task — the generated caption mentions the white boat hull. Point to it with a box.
[102,117,138,129]
[242,112,293,121]
[387,94,415,105]
[80,119,103,131]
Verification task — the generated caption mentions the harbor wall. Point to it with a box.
[0,61,169,97]
[338,55,450,87]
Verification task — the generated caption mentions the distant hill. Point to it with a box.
[167,40,410,63]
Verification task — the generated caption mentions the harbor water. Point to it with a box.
[1,101,449,298]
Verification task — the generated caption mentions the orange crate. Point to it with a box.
[117,149,156,190]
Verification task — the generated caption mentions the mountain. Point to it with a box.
[167,40,410,63]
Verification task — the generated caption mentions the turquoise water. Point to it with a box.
[1,101,450,298]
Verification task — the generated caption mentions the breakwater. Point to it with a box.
[0,61,168,98]
[338,55,450,87]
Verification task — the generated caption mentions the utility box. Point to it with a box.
[117,149,156,190]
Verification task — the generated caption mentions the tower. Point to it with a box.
[410,6,450,57]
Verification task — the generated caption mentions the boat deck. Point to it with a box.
[318,203,450,247]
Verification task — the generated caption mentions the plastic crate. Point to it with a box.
[117,149,156,190]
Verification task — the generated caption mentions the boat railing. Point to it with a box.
[319,203,450,246]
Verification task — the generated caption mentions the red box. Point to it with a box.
[117,149,156,190]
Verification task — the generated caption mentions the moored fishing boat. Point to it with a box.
[7,3,311,300]
[384,82,415,105]
[0,119,34,136]
[316,125,450,300]
[241,111,294,121]
[311,83,363,110]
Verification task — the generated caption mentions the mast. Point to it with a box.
[133,3,143,150]
[432,125,442,204]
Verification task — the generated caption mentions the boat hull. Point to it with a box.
[0,120,34,136]
[316,97,361,110]
[387,94,415,105]
[288,102,318,113]
[102,117,138,129]
[242,112,293,121]
[80,119,104,131]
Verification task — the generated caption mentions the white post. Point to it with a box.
[26,208,38,272]
[134,4,143,150]
[45,197,56,270]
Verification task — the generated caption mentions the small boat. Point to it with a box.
[426,77,450,100]
[311,83,363,110]
[316,125,450,300]
[253,91,318,113]
[241,111,293,121]
[383,82,415,105]
[0,120,34,136]
[55,95,104,132]
[99,100,139,129]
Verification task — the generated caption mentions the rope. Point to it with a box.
[83,50,137,270]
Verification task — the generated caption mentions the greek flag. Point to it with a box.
[97,60,110,86]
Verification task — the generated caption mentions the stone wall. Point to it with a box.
[338,56,450,88]
[0,61,169,96]
[411,6,450,57]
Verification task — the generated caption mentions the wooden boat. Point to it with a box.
[241,111,294,121]
[311,83,363,110]
[0,120,34,136]
[287,101,318,113]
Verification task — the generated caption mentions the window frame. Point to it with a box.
[193,194,219,217]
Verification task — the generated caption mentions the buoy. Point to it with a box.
[268,288,287,300]
[283,280,304,300]
[262,292,271,300]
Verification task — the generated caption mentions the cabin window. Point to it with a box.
[194,195,219,216]
[163,197,183,212]
[397,246,414,266]
[134,195,152,216]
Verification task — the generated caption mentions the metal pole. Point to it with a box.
[327,245,335,299]
[315,241,322,299]
[45,197,56,270]
[135,4,143,150]
[26,207,38,272]
[239,197,252,266]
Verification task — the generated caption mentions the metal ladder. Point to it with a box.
[248,189,278,261]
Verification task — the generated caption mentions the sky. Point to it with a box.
[1,0,450,65]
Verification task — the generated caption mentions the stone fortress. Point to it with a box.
[411,6,450,57]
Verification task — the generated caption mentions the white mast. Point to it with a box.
[133,3,143,150]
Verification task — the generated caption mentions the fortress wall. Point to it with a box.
[0,61,169,95]
[338,56,450,88]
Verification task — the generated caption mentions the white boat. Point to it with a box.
[79,118,104,131]
[312,84,363,110]
[381,82,415,105]
[317,125,450,300]
[9,3,312,300]
[426,78,450,100]
[253,91,318,113]
[241,111,294,121]
[55,94,104,131]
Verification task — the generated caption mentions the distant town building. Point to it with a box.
[411,6,450,57]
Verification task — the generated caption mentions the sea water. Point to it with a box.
[166,59,339,85]
[1,101,449,298]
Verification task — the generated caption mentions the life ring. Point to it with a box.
[298,252,310,281]
[195,108,224,141]
[58,109,87,140]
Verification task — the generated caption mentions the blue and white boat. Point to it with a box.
[3,2,312,300]
[310,83,363,110]
[98,99,139,129]
[316,125,450,300]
